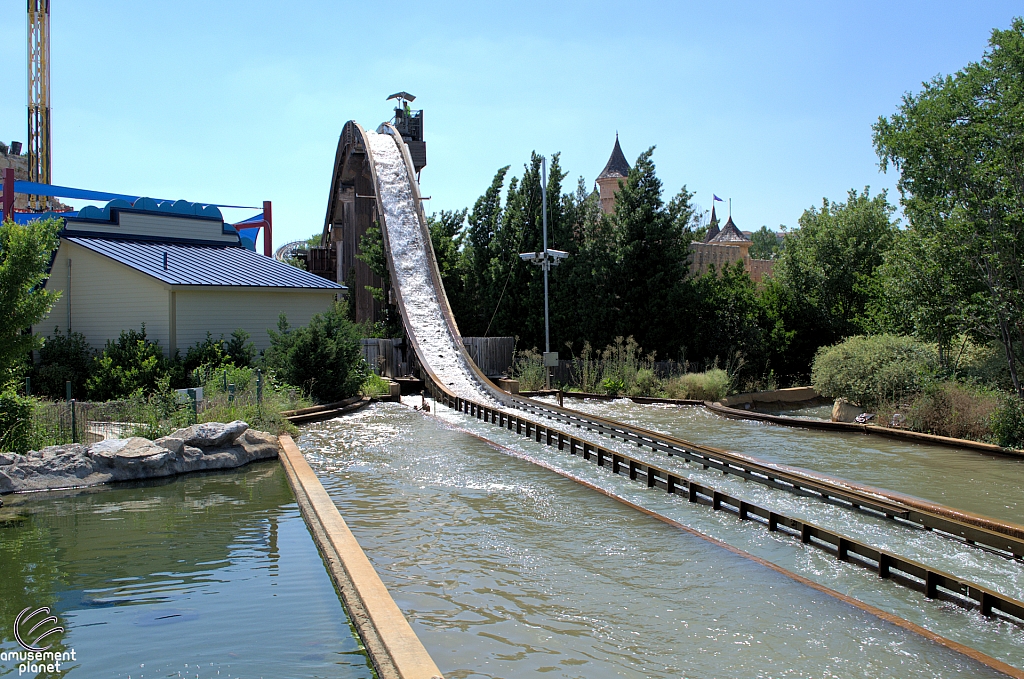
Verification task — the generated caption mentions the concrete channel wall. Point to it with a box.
[278,435,444,679]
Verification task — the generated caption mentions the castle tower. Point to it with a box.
[596,135,630,214]
[703,204,720,242]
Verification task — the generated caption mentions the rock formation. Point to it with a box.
[0,421,279,495]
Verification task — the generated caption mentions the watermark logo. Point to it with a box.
[1,606,77,676]
[14,607,63,652]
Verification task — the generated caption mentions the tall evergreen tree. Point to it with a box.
[612,148,691,358]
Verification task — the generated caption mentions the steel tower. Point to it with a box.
[27,0,51,211]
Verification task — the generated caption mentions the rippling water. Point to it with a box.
[0,462,372,679]
[300,402,1023,678]
[545,397,1024,523]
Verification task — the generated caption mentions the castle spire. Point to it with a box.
[596,134,631,214]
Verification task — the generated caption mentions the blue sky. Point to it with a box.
[0,1,1020,246]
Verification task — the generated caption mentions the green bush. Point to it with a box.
[811,334,938,409]
[86,325,181,401]
[225,329,256,368]
[33,327,93,399]
[991,395,1024,449]
[663,369,731,401]
[184,332,227,375]
[264,302,368,403]
[510,347,546,391]
[0,389,33,453]
[902,381,998,442]
[360,372,391,397]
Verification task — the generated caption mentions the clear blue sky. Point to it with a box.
[1,1,1020,245]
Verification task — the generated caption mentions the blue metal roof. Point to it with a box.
[66,237,344,290]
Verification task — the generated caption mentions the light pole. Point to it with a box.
[519,156,568,389]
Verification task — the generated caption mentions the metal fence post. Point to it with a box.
[228,384,235,403]
[65,380,72,401]
[256,369,263,404]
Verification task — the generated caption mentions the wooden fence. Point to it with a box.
[361,337,515,378]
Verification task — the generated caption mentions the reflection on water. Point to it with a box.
[547,396,1024,524]
[300,403,1016,679]
[0,462,372,679]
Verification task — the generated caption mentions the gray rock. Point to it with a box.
[168,421,248,448]
[0,421,278,494]
[154,436,184,456]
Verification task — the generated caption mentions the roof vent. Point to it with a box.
[163,252,168,270]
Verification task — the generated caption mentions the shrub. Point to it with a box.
[0,389,33,453]
[225,329,256,368]
[811,334,938,409]
[33,327,93,399]
[361,372,391,397]
[991,395,1024,449]
[86,325,180,401]
[663,369,731,401]
[902,382,998,442]
[184,332,227,375]
[265,302,368,403]
[510,347,546,391]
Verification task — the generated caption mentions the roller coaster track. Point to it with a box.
[332,121,1024,629]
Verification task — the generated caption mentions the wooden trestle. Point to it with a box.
[428,384,1024,627]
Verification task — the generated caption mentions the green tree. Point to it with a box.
[427,209,469,327]
[749,226,780,260]
[0,217,62,384]
[86,325,181,400]
[765,188,898,376]
[33,327,93,399]
[265,302,367,402]
[612,148,691,357]
[874,18,1024,395]
[356,224,402,337]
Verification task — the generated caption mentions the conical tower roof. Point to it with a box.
[598,135,630,180]
[709,215,748,243]
[703,205,720,242]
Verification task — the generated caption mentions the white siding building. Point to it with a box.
[35,198,343,355]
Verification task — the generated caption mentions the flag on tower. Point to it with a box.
[713,195,723,202]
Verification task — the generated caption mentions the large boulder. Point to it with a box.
[0,422,277,494]
[168,421,249,448]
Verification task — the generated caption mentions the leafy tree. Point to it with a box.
[33,327,93,399]
[765,188,898,376]
[0,217,62,385]
[184,332,227,374]
[265,302,367,402]
[684,261,766,372]
[749,226,780,260]
[427,209,469,326]
[356,224,402,337]
[86,325,181,400]
[874,18,1024,395]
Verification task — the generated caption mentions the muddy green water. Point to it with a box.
[0,462,373,679]
[300,402,1024,678]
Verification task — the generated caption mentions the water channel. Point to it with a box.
[0,462,373,679]
[299,400,1024,678]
